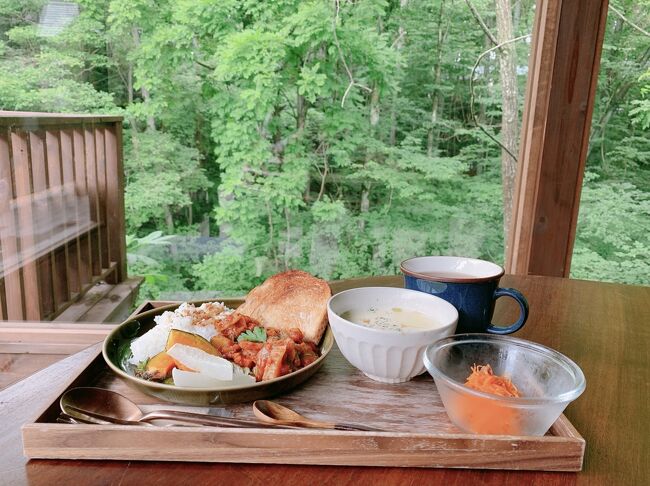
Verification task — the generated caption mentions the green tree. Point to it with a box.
[1,0,647,300]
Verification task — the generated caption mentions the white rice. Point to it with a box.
[128,301,233,365]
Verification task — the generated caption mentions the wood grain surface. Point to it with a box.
[0,353,63,390]
[0,322,115,354]
[1,275,648,485]
[506,0,609,277]
[0,322,115,390]
[0,113,129,320]
[21,347,584,471]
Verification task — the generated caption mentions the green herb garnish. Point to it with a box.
[237,326,267,343]
[133,359,149,379]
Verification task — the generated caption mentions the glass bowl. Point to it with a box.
[423,334,586,436]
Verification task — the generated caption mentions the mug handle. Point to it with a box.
[486,288,529,335]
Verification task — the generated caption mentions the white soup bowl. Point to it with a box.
[327,287,458,383]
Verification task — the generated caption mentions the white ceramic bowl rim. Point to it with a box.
[401,255,505,283]
[423,333,586,406]
[327,287,459,335]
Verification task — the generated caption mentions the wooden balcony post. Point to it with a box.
[0,129,25,320]
[11,131,43,320]
[506,0,610,277]
[105,122,127,283]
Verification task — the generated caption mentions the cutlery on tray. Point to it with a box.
[59,387,381,431]
[60,387,295,429]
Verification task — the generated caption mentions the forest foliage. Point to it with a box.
[1,0,648,299]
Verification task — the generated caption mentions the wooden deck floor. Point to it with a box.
[0,276,141,390]
[53,276,142,324]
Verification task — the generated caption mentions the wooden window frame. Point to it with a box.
[506,0,610,277]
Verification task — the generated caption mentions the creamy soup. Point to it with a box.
[340,307,440,332]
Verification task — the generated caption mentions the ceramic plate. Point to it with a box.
[102,299,333,405]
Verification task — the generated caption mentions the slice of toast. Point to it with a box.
[236,270,331,343]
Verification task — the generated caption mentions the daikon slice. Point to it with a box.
[172,368,227,388]
[167,343,233,380]
[172,368,255,388]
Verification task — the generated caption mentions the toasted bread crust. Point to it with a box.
[236,270,331,343]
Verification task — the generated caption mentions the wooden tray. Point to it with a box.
[21,345,585,471]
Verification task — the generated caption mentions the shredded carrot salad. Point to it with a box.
[464,364,520,398]
[449,364,523,435]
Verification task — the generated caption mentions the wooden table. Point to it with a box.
[1,275,648,485]
[0,322,117,390]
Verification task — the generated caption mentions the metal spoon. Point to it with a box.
[57,412,95,425]
[60,387,290,429]
[252,400,383,431]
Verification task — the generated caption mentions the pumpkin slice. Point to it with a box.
[165,329,219,370]
[165,329,219,354]
[143,351,176,381]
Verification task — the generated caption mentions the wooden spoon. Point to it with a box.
[252,400,382,431]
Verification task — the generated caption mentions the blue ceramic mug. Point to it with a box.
[400,256,528,334]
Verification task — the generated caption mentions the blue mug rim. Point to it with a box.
[400,256,505,284]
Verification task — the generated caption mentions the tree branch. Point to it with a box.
[333,0,372,107]
[194,60,215,70]
[243,167,273,177]
[610,4,650,38]
[271,130,302,156]
[464,0,498,46]
[588,45,650,155]
[316,145,329,202]
[390,29,407,48]
[469,34,531,162]
[264,200,279,267]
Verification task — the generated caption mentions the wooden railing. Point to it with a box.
[0,112,127,320]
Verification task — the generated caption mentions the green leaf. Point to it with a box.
[237,326,267,343]
[135,359,148,373]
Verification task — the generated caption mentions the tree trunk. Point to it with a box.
[164,206,174,233]
[217,188,233,238]
[127,65,133,105]
[126,62,140,153]
[495,0,519,253]
[131,27,156,132]
[297,88,311,203]
[478,29,492,126]
[389,103,398,146]
[389,0,409,147]
[284,208,291,270]
[369,84,380,127]
[360,188,370,214]
[199,213,210,237]
[427,0,446,157]
[360,85,380,230]
[296,88,307,131]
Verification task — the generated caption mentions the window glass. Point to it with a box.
[1,0,537,302]
[572,1,650,285]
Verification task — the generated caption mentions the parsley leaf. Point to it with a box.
[237,326,267,343]
[133,359,149,378]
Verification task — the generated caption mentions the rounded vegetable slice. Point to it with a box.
[167,343,233,380]
[171,368,255,388]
